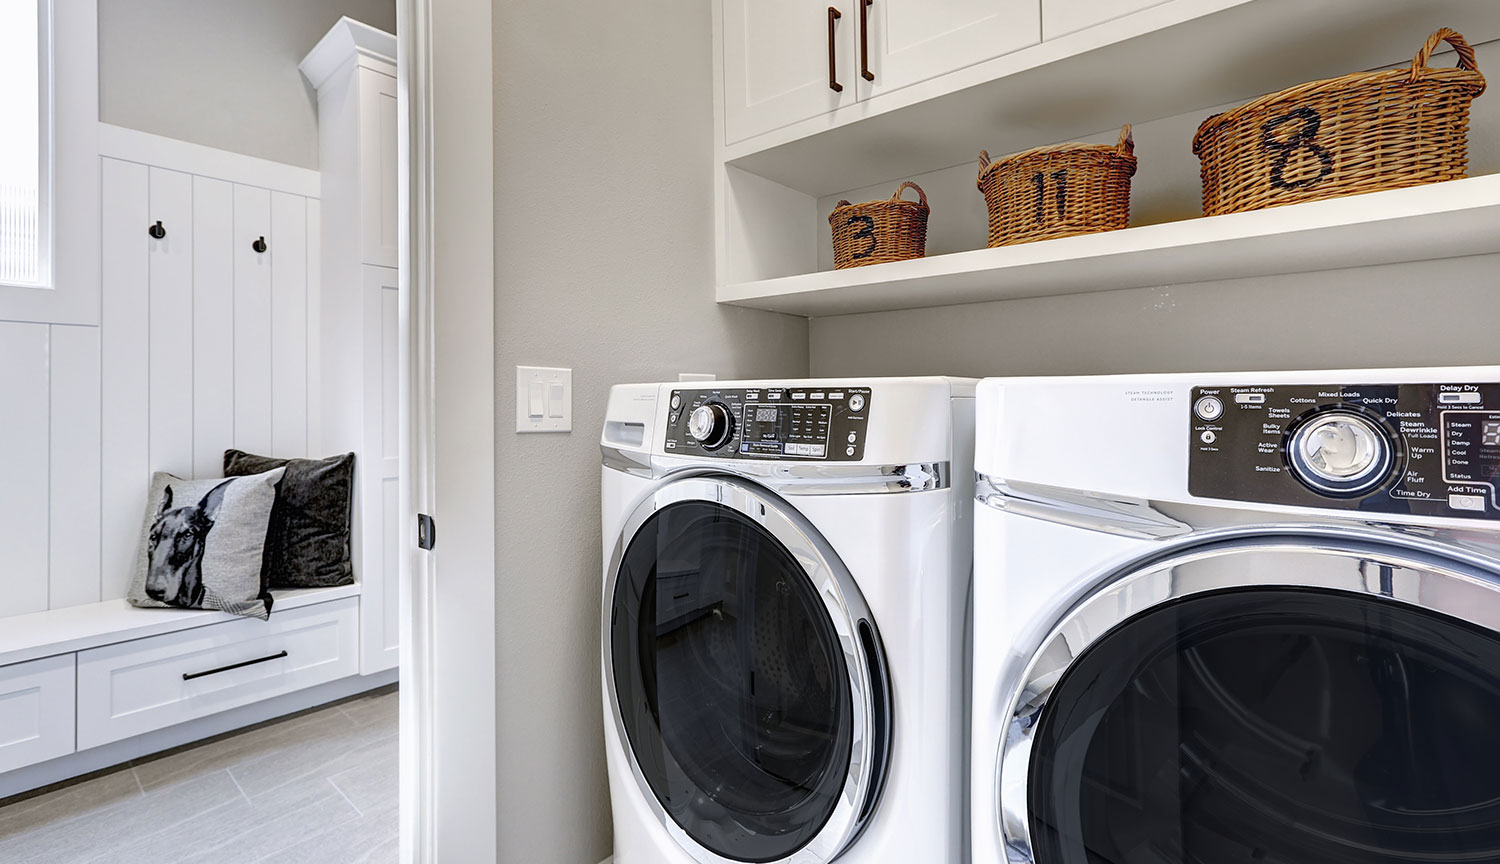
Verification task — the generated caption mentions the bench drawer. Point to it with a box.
[77,598,359,749]
[0,654,76,773]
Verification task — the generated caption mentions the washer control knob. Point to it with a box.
[1194,396,1224,421]
[687,403,733,450]
[849,393,867,413]
[1288,411,1392,497]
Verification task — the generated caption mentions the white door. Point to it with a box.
[856,0,1039,100]
[722,0,858,144]
[400,0,497,861]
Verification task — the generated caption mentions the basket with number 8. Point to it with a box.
[828,182,930,269]
[977,124,1137,248]
[1193,27,1486,217]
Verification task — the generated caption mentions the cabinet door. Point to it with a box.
[358,68,400,269]
[358,265,400,674]
[723,0,858,144]
[857,0,1040,100]
[1043,0,1170,39]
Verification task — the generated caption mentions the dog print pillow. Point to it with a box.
[128,468,285,619]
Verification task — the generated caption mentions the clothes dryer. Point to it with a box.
[601,378,974,864]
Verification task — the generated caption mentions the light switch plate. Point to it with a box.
[517,366,572,433]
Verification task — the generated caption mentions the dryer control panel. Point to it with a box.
[664,385,872,461]
[1189,382,1500,520]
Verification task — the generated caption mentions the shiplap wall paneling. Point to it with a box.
[191,176,236,479]
[0,323,51,617]
[100,158,151,602]
[233,185,273,456]
[270,192,309,459]
[147,168,195,481]
[49,325,103,609]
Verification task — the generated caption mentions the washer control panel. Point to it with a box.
[664,385,873,461]
[1189,382,1500,520]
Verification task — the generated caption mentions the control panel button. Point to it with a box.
[669,393,682,411]
[849,393,866,413]
[1440,392,1483,405]
[1234,393,1266,404]
[1200,430,1217,444]
[1450,493,1487,512]
[1194,396,1224,421]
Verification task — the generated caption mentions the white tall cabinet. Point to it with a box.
[302,19,401,675]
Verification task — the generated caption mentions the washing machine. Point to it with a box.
[600,377,974,864]
[971,367,1500,864]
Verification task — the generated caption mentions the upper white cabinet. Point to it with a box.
[722,0,1039,143]
[722,0,859,144]
[858,0,1039,99]
[1043,0,1170,40]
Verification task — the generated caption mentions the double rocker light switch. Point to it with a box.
[517,366,572,433]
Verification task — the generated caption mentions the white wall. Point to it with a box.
[811,38,1500,377]
[491,0,809,859]
[98,0,396,169]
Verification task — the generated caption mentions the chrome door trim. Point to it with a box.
[602,475,890,864]
[603,446,949,495]
[993,523,1500,863]
[975,475,1192,539]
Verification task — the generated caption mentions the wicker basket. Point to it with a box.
[1193,28,1486,217]
[828,181,930,269]
[977,125,1136,247]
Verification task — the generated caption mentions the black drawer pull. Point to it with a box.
[183,650,288,681]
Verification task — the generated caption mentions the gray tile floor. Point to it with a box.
[0,686,398,864]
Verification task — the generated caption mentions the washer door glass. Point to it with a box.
[1029,586,1500,864]
[612,499,853,862]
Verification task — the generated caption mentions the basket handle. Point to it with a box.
[1115,124,1135,155]
[835,200,852,208]
[1409,27,1479,82]
[892,181,927,207]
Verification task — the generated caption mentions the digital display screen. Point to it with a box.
[754,407,779,423]
[1486,421,1500,447]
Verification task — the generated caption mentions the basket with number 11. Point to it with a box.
[1193,27,1485,217]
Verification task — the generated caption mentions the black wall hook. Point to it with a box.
[252,236,267,253]
[148,220,166,239]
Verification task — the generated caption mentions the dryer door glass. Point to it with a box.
[1028,586,1500,864]
[612,499,853,862]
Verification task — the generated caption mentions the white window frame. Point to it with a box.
[0,0,99,325]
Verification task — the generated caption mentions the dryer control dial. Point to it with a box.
[687,403,734,450]
[1287,410,1393,497]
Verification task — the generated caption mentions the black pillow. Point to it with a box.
[223,450,356,589]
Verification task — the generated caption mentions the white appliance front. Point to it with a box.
[601,378,973,864]
[973,367,1500,864]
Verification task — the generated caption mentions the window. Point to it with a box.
[0,0,49,287]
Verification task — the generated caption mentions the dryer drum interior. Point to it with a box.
[610,495,885,862]
[1028,585,1500,864]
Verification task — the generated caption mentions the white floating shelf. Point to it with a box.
[726,0,1500,198]
[718,176,1500,318]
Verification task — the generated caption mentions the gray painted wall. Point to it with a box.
[491,1,809,861]
[812,38,1500,379]
[98,0,397,168]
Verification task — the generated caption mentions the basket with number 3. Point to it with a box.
[828,182,930,269]
[1193,28,1486,217]
[977,124,1136,248]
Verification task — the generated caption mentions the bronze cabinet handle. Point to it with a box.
[828,7,843,93]
[860,0,874,81]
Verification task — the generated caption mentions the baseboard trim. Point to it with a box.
[596,857,613,864]
[0,669,398,800]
